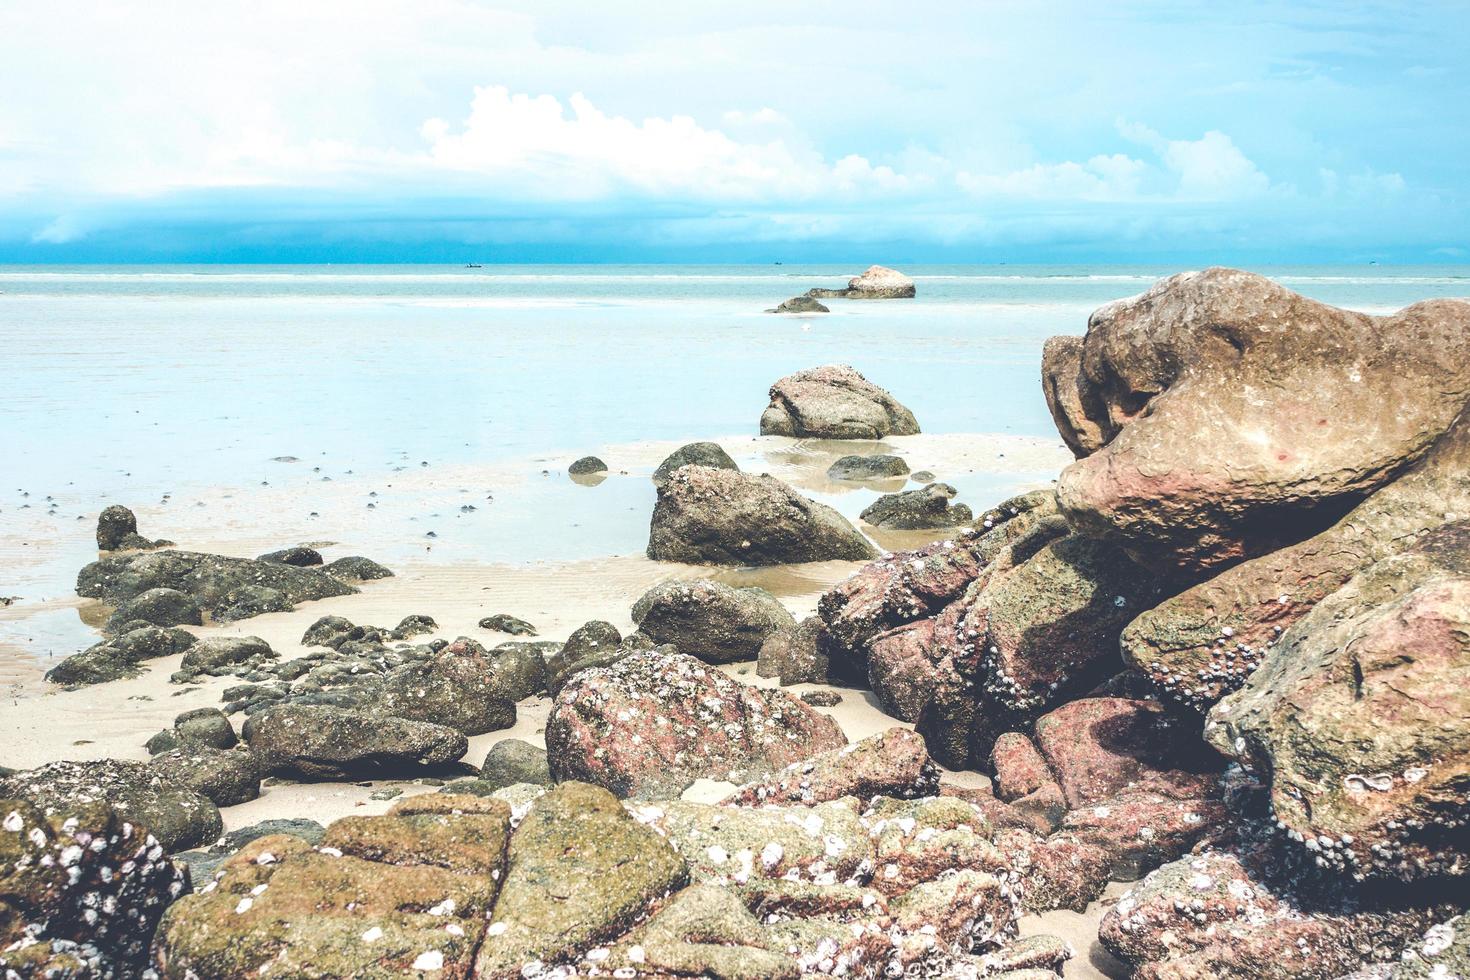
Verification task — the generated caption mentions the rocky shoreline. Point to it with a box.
[2,267,1466,979]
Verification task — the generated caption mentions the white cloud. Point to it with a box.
[1117,122,1270,200]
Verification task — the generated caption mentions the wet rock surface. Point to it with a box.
[860,482,973,529]
[652,440,740,487]
[46,625,197,687]
[648,464,877,565]
[768,294,830,313]
[568,455,608,475]
[631,578,796,664]
[828,453,910,481]
[546,650,846,798]
[760,364,920,438]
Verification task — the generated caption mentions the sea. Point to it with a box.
[3,264,1466,667]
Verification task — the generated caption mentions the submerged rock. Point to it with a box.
[648,465,876,565]
[828,453,910,481]
[246,704,468,780]
[569,455,609,475]
[760,364,920,439]
[860,482,973,529]
[807,265,916,299]
[546,650,846,799]
[653,440,740,488]
[95,503,172,551]
[768,295,830,313]
[631,578,795,664]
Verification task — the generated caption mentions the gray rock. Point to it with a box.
[103,587,203,634]
[767,295,829,313]
[760,364,920,439]
[149,746,261,807]
[827,454,910,481]
[806,265,916,299]
[147,707,238,755]
[631,579,796,664]
[479,613,537,636]
[543,621,625,695]
[247,704,468,780]
[479,739,552,789]
[256,547,324,567]
[860,482,973,529]
[96,504,172,551]
[486,640,556,700]
[652,441,740,488]
[568,455,608,475]
[301,614,354,646]
[320,555,394,581]
[756,615,833,685]
[45,626,198,688]
[375,646,517,736]
[173,636,276,682]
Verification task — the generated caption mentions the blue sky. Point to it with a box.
[1,1,1466,263]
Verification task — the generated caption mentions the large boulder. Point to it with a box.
[545,650,847,799]
[1206,522,1470,881]
[157,796,508,979]
[648,466,876,565]
[807,265,916,299]
[0,760,221,853]
[1045,268,1470,575]
[760,365,919,439]
[756,615,834,685]
[479,739,552,790]
[375,644,517,736]
[95,503,172,551]
[543,620,629,695]
[77,549,359,622]
[473,782,688,979]
[149,746,261,807]
[103,586,202,633]
[859,483,973,529]
[246,704,468,780]
[632,579,796,664]
[0,797,188,978]
[45,625,197,687]
[653,440,740,488]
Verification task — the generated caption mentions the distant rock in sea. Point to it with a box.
[807,264,916,299]
[766,295,829,313]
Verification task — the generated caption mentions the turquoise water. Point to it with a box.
[2,264,1466,663]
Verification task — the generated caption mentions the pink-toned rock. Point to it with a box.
[545,650,846,799]
[992,828,1113,914]
[1046,268,1470,575]
[722,727,938,806]
[990,733,1054,803]
[1033,698,1221,809]
[1060,789,1229,880]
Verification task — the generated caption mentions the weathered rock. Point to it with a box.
[45,625,197,687]
[653,441,740,488]
[473,782,688,979]
[391,613,437,638]
[483,639,555,701]
[802,689,842,706]
[828,453,911,481]
[597,883,798,979]
[724,728,939,806]
[149,746,261,807]
[104,586,203,634]
[756,615,834,685]
[992,827,1113,913]
[0,797,188,978]
[1045,268,1470,574]
[760,364,920,438]
[375,644,517,736]
[301,613,354,646]
[1060,788,1229,880]
[479,739,552,789]
[569,455,608,475]
[546,650,846,799]
[807,265,917,299]
[256,546,324,567]
[147,707,238,755]
[990,733,1055,803]
[1099,848,1453,980]
[860,482,973,530]
[0,760,221,853]
[172,635,277,684]
[649,465,877,565]
[1351,916,1469,980]
[157,798,506,979]
[632,579,796,664]
[478,612,537,636]
[543,620,625,695]
[768,294,830,314]
[96,503,172,551]
[173,818,326,883]
[320,554,394,581]
[78,549,359,622]
[1206,523,1470,881]
[247,704,468,780]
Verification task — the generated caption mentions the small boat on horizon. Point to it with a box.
[464,263,482,268]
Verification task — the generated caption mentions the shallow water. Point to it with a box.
[2,263,1465,666]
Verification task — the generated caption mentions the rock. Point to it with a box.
[479,739,552,789]
[103,586,203,633]
[479,612,537,636]
[77,548,358,622]
[256,546,324,567]
[149,746,261,807]
[976,934,1073,976]
[760,364,920,438]
[484,639,555,700]
[1061,787,1229,881]
[569,455,608,475]
[147,707,238,755]
[45,625,197,687]
[1361,916,1469,980]
[174,818,325,882]
[632,579,796,664]
[648,465,877,565]
[653,441,740,488]
[801,689,841,707]
[598,883,797,979]
[301,613,354,646]
[1205,523,1470,881]
[723,728,939,806]
[95,503,172,551]
[1099,848,1451,980]
[860,482,973,529]
[1045,268,1470,574]
[0,759,221,853]
[546,650,846,799]
[247,704,468,780]
[1123,417,1470,714]
[807,265,916,299]
[375,645,517,736]
[828,454,910,481]
[0,796,188,978]
[889,868,1016,964]
[992,827,1112,913]
[1034,698,1221,809]
[768,295,830,313]
[157,798,506,979]
[320,554,394,581]
[543,620,625,695]
[990,733,1054,803]
[757,615,834,685]
[173,635,276,681]
[473,782,688,979]
[391,613,437,638]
